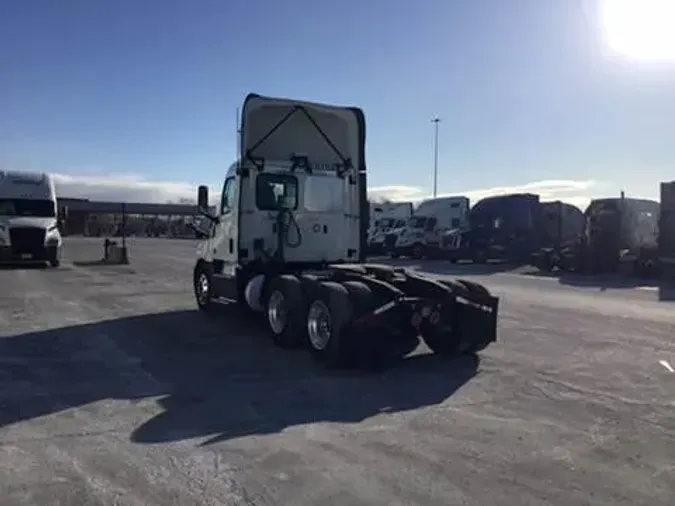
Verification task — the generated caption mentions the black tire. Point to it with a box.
[411,243,424,259]
[341,281,374,317]
[473,250,487,264]
[454,279,495,354]
[435,278,470,298]
[456,279,491,298]
[48,246,61,268]
[194,262,217,312]
[264,275,307,349]
[305,281,356,368]
[420,318,465,356]
[419,280,464,356]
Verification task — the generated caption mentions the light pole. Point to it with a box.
[431,117,441,198]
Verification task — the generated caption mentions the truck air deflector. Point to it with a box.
[240,95,358,180]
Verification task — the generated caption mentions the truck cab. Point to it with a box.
[439,193,541,264]
[388,196,469,259]
[0,171,64,267]
[578,196,660,273]
[366,203,413,254]
[194,94,366,309]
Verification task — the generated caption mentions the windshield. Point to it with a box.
[409,216,427,228]
[380,218,395,228]
[0,198,55,218]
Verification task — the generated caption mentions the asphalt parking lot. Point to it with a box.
[1,237,674,505]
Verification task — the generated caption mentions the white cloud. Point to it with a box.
[368,179,598,210]
[8,170,598,211]
[51,173,221,205]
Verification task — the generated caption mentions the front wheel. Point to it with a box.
[194,262,216,312]
[411,243,425,259]
[48,246,61,267]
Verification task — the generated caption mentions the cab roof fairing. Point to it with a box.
[238,94,366,180]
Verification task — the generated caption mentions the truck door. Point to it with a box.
[424,217,439,246]
[212,176,239,266]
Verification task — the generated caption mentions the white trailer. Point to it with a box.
[191,94,498,368]
[0,171,64,266]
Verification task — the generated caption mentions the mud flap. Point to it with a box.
[452,295,499,353]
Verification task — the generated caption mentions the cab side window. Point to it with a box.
[221,177,236,214]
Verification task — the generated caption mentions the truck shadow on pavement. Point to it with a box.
[526,270,675,301]
[0,305,479,446]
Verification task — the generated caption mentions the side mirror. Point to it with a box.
[197,185,209,211]
[58,205,68,223]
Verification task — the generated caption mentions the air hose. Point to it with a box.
[274,208,302,262]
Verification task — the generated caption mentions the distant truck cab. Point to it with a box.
[559,196,660,275]
[387,196,470,259]
[0,171,64,267]
[367,202,413,254]
[440,193,585,265]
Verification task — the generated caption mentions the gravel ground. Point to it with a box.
[0,237,673,505]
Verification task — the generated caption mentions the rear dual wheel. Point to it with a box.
[306,280,376,368]
[265,275,307,349]
[419,279,492,356]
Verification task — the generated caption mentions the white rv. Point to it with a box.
[0,171,63,266]
[387,196,470,258]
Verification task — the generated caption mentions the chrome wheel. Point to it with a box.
[196,272,210,305]
[307,300,332,350]
[267,290,287,335]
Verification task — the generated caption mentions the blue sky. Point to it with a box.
[1,0,674,206]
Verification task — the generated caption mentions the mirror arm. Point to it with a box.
[197,208,219,223]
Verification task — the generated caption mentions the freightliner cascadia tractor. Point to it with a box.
[192,94,499,369]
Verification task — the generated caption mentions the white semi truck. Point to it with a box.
[387,196,470,259]
[0,170,64,267]
[367,202,413,254]
[192,94,498,368]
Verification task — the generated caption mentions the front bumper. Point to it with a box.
[0,244,58,262]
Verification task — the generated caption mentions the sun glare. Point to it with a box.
[601,0,675,62]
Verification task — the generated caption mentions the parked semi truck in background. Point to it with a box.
[554,195,660,275]
[439,193,585,265]
[386,196,470,259]
[191,93,499,368]
[367,201,413,254]
[0,170,64,267]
